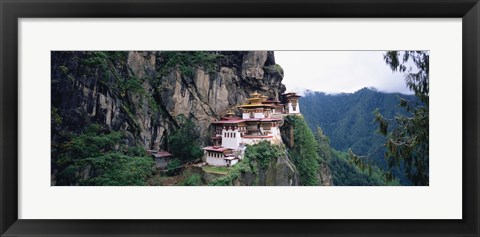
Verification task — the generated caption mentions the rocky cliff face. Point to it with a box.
[51,51,285,149]
[318,162,334,186]
[202,151,300,186]
[237,153,300,186]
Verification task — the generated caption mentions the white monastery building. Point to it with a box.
[203,91,302,167]
[284,92,301,114]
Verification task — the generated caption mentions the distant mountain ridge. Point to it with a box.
[300,87,418,185]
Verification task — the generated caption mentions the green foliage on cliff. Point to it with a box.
[158,51,224,77]
[165,158,182,176]
[263,64,284,77]
[209,141,285,186]
[120,76,145,96]
[183,173,202,186]
[83,52,109,68]
[82,51,128,67]
[81,52,144,96]
[284,115,320,185]
[54,124,155,186]
[51,107,63,128]
[167,114,204,163]
[208,155,252,186]
[245,140,285,169]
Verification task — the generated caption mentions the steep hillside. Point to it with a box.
[282,115,390,186]
[300,88,418,185]
[207,141,301,186]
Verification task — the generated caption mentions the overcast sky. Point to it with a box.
[274,51,412,95]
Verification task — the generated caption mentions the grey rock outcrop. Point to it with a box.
[264,153,300,186]
[232,153,299,186]
[318,162,334,186]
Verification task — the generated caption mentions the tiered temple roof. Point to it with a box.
[238,91,275,108]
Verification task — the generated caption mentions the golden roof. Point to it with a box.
[237,91,279,109]
[251,91,261,97]
[237,104,273,108]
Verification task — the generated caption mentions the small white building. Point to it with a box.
[203,146,239,167]
[283,92,301,114]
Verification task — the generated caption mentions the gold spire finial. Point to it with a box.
[226,108,235,117]
[251,91,261,98]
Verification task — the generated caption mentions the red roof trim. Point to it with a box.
[243,118,281,122]
[203,146,234,152]
[241,135,274,139]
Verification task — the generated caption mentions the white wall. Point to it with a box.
[271,127,280,136]
[241,137,262,146]
[288,103,300,114]
[206,156,227,166]
[222,129,242,150]
[230,159,239,166]
[273,107,284,114]
[254,112,264,119]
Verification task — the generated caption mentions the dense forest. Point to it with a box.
[300,88,418,185]
[286,115,392,186]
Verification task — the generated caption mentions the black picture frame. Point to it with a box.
[1,0,479,236]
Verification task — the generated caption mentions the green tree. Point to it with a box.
[378,51,429,185]
[167,114,204,163]
[244,140,284,169]
[285,115,321,185]
[55,124,155,186]
[315,126,394,186]
[300,88,416,184]
[165,158,182,176]
[183,173,202,186]
[384,51,429,104]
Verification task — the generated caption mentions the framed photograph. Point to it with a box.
[1,0,479,236]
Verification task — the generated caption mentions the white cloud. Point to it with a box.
[274,51,412,95]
